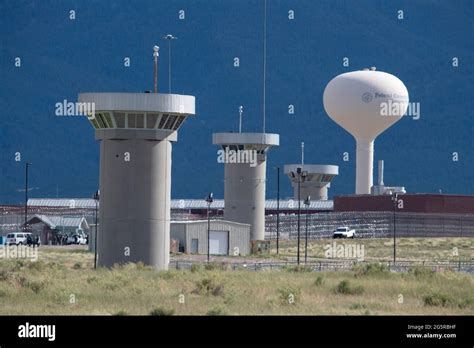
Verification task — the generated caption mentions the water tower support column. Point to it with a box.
[355,139,374,194]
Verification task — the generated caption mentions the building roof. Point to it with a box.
[28,198,97,208]
[28,198,333,211]
[171,219,251,227]
[28,214,89,229]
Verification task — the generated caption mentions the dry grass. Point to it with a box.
[269,237,474,262]
[0,245,473,315]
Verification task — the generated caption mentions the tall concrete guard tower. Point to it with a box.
[284,164,339,200]
[213,133,279,241]
[78,47,195,270]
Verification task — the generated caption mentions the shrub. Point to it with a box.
[423,292,454,307]
[284,265,312,273]
[194,277,224,296]
[28,281,45,294]
[314,276,324,286]
[207,305,227,316]
[204,262,219,271]
[159,270,177,280]
[113,310,128,316]
[0,270,10,281]
[14,260,25,270]
[334,280,364,295]
[203,262,229,271]
[277,286,300,305]
[12,275,29,288]
[27,261,46,271]
[457,298,474,309]
[149,307,175,316]
[353,263,389,277]
[408,266,435,278]
[349,303,367,310]
[86,276,98,284]
[135,262,153,271]
[190,264,202,273]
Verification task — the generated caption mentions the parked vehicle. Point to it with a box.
[332,226,356,239]
[67,232,87,245]
[6,232,32,245]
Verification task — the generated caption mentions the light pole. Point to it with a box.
[304,195,311,263]
[205,193,213,262]
[162,34,178,93]
[93,190,100,269]
[291,167,307,265]
[24,162,31,231]
[275,166,280,254]
[391,192,398,264]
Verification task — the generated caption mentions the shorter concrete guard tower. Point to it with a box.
[78,92,195,270]
[213,133,279,242]
[284,164,338,200]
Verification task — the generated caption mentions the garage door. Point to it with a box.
[209,231,228,255]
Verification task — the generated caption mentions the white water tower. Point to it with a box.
[323,68,409,194]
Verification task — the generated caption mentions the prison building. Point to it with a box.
[26,215,90,245]
[170,220,250,256]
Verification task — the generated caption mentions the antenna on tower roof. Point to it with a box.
[153,45,159,93]
[301,142,305,165]
[238,106,244,133]
[262,0,267,134]
[162,34,178,93]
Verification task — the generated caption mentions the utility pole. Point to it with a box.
[304,195,311,263]
[206,193,213,262]
[24,163,31,231]
[275,166,280,254]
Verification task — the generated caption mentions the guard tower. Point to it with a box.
[78,92,195,270]
[213,133,279,242]
[284,164,339,200]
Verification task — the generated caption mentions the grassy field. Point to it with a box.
[0,245,473,315]
[268,237,473,262]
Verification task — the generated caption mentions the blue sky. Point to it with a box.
[0,0,473,203]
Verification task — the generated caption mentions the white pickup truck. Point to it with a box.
[332,226,356,239]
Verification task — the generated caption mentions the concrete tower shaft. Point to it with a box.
[213,133,279,241]
[78,93,195,270]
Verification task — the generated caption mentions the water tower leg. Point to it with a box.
[355,139,374,194]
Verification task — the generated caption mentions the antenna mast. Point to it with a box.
[153,45,159,93]
[239,106,244,133]
[162,34,178,93]
[262,0,267,134]
[301,142,304,165]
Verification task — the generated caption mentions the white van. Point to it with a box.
[6,232,31,246]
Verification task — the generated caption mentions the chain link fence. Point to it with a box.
[265,211,474,239]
